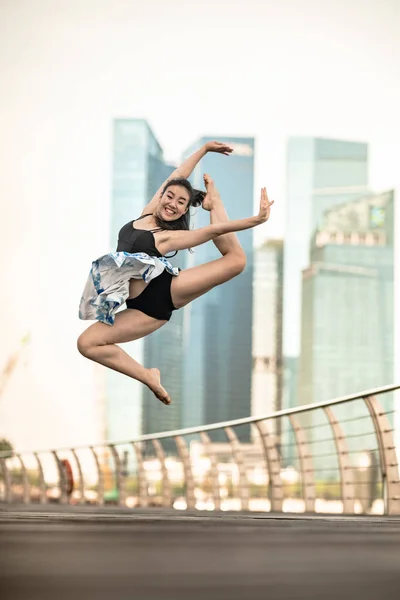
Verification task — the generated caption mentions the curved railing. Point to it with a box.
[1,383,399,514]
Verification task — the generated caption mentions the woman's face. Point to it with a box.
[157,185,190,221]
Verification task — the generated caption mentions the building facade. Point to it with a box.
[251,240,284,421]
[298,190,394,406]
[141,256,186,439]
[181,137,255,441]
[297,190,394,474]
[108,119,179,440]
[283,137,370,407]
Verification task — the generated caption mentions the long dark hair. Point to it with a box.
[154,178,205,231]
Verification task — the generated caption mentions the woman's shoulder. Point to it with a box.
[118,219,134,233]
[136,213,153,221]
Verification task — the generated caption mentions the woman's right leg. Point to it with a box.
[77,309,172,404]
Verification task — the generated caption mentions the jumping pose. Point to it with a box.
[78,141,274,405]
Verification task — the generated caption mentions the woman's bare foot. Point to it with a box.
[202,174,220,211]
[147,368,171,405]
[202,192,212,211]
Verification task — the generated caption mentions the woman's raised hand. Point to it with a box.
[204,141,233,155]
[257,187,274,224]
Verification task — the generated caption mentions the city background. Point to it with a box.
[0,0,399,461]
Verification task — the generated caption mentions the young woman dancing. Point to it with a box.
[78,141,274,405]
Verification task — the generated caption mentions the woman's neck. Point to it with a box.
[136,214,158,229]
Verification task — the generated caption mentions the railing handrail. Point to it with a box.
[1,382,399,459]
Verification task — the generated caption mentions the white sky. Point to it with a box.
[1,0,399,452]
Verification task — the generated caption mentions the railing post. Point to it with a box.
[175,436,196,509]
[152,439,172,507]
[90,447,104,506]
[364,395,400,515]
[52,451,68,504]
[200,432,221,510]
[323,407,355,514]
[0,457,12,503]
[34,453,47,504]
[109,445,124,506]
[288,415,316,512]
[254,419,283,511]
[132,442,148,507]
[16,455,30,504]
[71,449,85,505]
[224,427,249,510]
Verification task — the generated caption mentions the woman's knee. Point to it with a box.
[77,333,97,359]
[231,249,247,275]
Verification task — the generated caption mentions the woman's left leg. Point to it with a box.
[171,184,247,308]
[171,250,246,308]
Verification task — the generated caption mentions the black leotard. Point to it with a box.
[119,214,177,321]
[117,214,162,256]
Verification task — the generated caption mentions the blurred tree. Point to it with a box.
[0,438,14,454]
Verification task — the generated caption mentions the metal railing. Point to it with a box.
[1,384,400,514]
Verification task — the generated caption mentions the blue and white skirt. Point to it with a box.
[79,252,179,326]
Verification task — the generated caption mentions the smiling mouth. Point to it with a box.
[164,207,176,216]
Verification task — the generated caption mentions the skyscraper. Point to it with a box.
[108,119,176,440]
[141,259,186,437]
[251,240,284,422]
[283,137,370,407]
[298,190,394,407]
[181,137,255,440]
[298,190,395,473]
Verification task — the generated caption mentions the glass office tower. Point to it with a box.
[109,119,177,440]
[181,137,255,441]
[283,137,370,407]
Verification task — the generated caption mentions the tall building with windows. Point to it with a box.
[251,240,284,423]
[298,190,394,407]
[108,119,179,440]
[141,264,186,437]
[181,137,255,440]
[283,137,370,407]
[298,190,395,472]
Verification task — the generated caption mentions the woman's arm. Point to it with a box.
[140,141,233,216]
[157,188,274,255]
